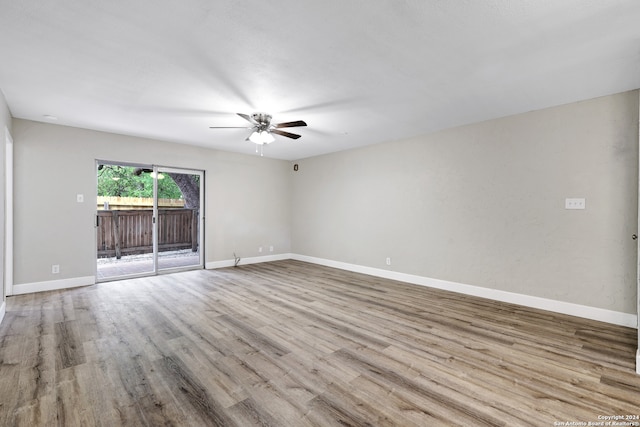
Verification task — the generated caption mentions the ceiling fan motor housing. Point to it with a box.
[252,113,272,130]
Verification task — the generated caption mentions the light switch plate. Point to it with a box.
[565,198,586,210]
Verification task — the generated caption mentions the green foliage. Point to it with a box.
[97,165,183,199]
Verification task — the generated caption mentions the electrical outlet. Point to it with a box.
[52,264,60,274]
[269,246,274,252]
[386,257,391,266]
[76,194,84,203]
[258,246,263,253]
[565,198,586,210]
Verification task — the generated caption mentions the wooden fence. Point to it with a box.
[97,209,198,258]
[97,196,185,210]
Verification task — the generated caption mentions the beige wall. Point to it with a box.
[292,90,639,314]
[12,119,291,285]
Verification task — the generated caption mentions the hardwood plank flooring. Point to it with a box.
[0,260,639,426]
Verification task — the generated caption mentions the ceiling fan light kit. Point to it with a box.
[249,130,275,145]
[210,112,307,154]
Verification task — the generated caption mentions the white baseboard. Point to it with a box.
[11,276,96,295]
[636,349,640,375]
[0,301,5,325]
[207,253,292,270]
[291,254,638,329]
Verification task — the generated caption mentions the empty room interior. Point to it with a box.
[1,1,640,426]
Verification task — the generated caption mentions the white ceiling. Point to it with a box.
[1,1,639,161]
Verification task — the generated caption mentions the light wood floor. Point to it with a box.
[1,260,639,426]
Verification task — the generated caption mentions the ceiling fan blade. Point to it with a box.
[275,120,307,128]
[209,126,253,129]
[271,129,302,139]
[237,113,255,123]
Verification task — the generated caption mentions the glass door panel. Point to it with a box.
[156,167,204,272]
[96,162,156,280]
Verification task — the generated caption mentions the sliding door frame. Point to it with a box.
[155,165,205,274]
[95,161,205,281]
[95,160,156,281]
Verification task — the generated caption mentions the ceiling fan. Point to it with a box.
[209,113,307,145]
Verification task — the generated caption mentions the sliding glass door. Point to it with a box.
[96,162,204,281]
